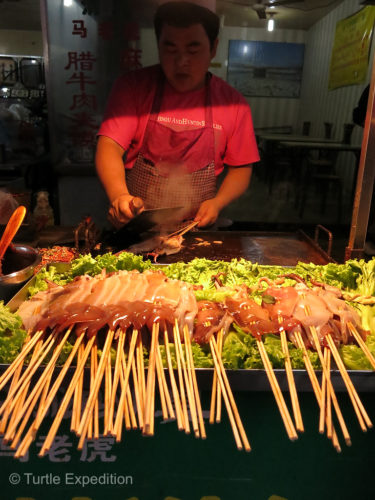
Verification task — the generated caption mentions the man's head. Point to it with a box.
[154,1,220,92]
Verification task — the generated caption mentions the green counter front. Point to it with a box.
[1,385,375,500]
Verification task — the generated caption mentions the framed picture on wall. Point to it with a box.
[0,57,18,86]
[227,40,305,98]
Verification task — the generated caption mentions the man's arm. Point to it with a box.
[95,135,144,228]
[194,165,252,227]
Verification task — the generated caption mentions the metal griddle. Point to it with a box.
[108,230,334,265]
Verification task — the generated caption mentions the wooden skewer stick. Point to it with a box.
[0,332,32,435]
[164,329,184,431]
[156,342,175,420]
[294,331,341,451]
[155,342,168,421]
[210,336,251,452]
[319,346,328,435]
[0,332,56,415]
[126,386,138,429]
[113,329,138,441]
[324,347,333,440]
[13,331,87,459]
[0,329,44,392]
[4,329,72,440]
[71,342,85,433]
[348,321,375,370]
[92,340,100,440]
[104,345,112,433]
[307,324,352,446]
[106,330,126,435]
[209,329,223,425]
[143,323,158,436]
[131,355,144,428]
[136,334,146,417]
[280,328,304,433]
[294,331,341,452]
[184,325,206,439]
[77,330,115,447]
[173,326,190,433]
[166,220,199,239]
[326,334,372,430]
[257,338,298,441]
[174,322,199,438]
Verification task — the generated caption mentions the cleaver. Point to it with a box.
[124,206,185,233]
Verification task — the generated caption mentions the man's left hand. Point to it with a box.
[194,198,221,227]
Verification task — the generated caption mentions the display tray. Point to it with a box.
[5,262,375,394]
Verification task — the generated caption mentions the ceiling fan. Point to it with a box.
[251,0,304,20]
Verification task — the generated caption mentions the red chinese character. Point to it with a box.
[72,19,87,38]
[65,51,97,71]
[69,111,98,130]
[98,21,114,41]
[120,48,142,72]
[123,21,140,41]
[70,93,97,111]
[66,72,96,92]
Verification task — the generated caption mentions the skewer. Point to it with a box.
[294,330,341,452]
[106,330,126,435]
[174,322,199,438]
[348,321,375,370]
[156,342,175,420]
[136,334,146,415]
[4,329,72,440]
[184,325,206,439]
[92,340,100,439]
[307,324,351,446]
[0,329,44,392]
[215,329,223,423]
[77,330,115,448]
[113,329,138,441]
[71,342,85,433]
[326,334,372,430]
[0,332,55,411]
[257,339,298,441]
[173,326,190,434]
[209,336,251,452]
[319,347,328,435]
[131,355,144,428]
[13,331,87,458]
[280,328,304,433]
[163,329,184,431]
[324,347,333,440]
[143,323,158,436]
[165,220,199,239]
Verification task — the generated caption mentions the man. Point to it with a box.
[96,1,259,229]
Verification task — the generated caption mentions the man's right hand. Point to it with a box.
[108,194,144,229]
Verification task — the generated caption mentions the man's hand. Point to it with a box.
[194,198,221,228]
[108,194,144,229]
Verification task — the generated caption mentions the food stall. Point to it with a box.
[1,1,375,500]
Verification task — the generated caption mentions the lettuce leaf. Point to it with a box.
[0,302,27,364]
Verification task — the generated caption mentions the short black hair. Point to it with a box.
[154,1,220,49]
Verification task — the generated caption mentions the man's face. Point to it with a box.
[158,23,218,93]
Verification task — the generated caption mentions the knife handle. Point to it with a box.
[129,197,144,216]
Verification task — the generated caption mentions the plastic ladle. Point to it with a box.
[0,205,27,264]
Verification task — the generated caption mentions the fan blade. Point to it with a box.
[265,0,304,6]
[257,8,267,19]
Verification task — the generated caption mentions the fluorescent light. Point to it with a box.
[64,0,73,6]
[243,45,248,54]
[267,18,274,31]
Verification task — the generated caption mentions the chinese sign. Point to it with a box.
[328,6,375,90]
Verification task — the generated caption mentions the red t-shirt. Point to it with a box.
[98,65,260,175]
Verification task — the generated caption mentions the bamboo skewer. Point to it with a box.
[209,330,223,425]
[324,347,333,440]
[294,330,341,452]
[0,332,56,415]
[92,340,100,439]
[209,336,251,452]
[143,323,158,436]
[104,346,112,432]
[14,331,88,459]
[326,334,372,431]
[113,329,138,441]
[77,330,115,448]
[280,328,304,433]
[256,338,297,440]
[0,330,44,392]
[71,342,85,433]
[136,334,146,417]
[173,327,190,434]
[307,325,351,446]
[131,355,144,428]
[4,329,72,440]
[184,325,206,439]
[106,330,125,435]
[155,343,169,421]
[156,343,175,420]
[164,330,184,431]
[174,323,199,438]
[319,347,328,435]
[348,322,375,370]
